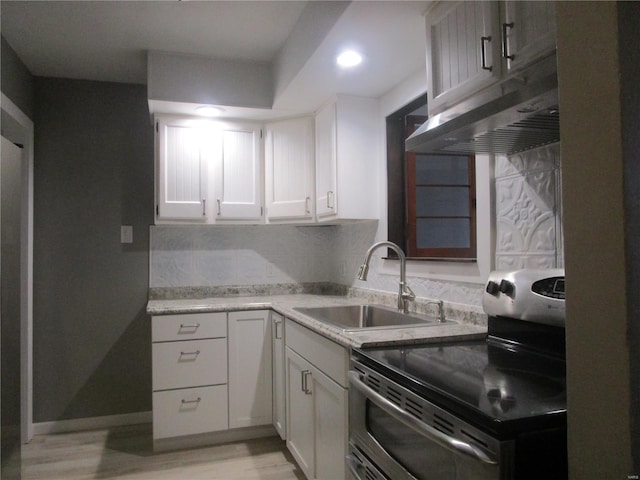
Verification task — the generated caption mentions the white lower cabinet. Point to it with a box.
[152,312,229,444]
[228,310,272,428]
[286,349,316,476]
[151,310,273,449]
[151,309,348,476]
[285,319,349,480]
[272,312,287,439]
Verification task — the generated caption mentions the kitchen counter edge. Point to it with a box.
[146,294,487,349]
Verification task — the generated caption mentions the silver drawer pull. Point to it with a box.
[179,350,200,357]
[181,397,201,404]
[179,323,200,331]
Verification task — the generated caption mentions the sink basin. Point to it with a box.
[293,304,452,331]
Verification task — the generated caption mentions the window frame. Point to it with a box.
[406,150,477,259]
[386,95,477,261]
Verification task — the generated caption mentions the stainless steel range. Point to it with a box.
[347,269,567,480]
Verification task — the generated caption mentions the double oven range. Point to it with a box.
[347,269,568,480]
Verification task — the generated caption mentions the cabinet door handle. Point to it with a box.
[202,199,206,216]
[181,397,201,405]
[481,36,493,71]
[274,319,283,339]
[502,22,514,60]
[327,191,334,209]
[217,199,221,216]
[301,370,312,395]
[305,196,311,214]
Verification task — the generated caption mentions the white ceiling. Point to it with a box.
[1,0,430,118]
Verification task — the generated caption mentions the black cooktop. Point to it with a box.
[354,316,567,437]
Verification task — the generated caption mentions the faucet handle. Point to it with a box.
[402,284,416,301]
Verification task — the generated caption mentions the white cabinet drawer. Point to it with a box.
[285,318,349,387]
[152,338,227,391]
[153,385,229,439]
[152,312,227,342]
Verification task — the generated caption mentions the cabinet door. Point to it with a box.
[426,1,502,115]
[272,312,286,440]
[312,366,348,480]
[213,122,263,222]
[286,348,314,480]
[265,117,315,221]
[228,310,272,428]
[156,116,208,220]
[314,102,337,219]
[502,1,556,72]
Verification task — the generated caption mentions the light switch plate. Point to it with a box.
[121,225,133,244]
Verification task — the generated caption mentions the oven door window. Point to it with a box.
[366,402,499,480]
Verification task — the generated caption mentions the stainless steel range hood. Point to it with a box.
[406,56,560,156]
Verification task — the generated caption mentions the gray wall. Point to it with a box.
[1,36,34,119]
[33,78,154,422]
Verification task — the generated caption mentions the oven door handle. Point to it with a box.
[348,371,497,465]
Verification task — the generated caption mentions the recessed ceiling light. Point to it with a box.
[196,105,225,117]
[336,50,363,68]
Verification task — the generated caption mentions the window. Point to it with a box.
[387,97,477,260]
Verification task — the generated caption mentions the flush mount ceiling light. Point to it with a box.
[196,105,225,117]
[336,50,363,68]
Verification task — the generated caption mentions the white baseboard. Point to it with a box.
[152,425,277,452]
[33,411,152,435]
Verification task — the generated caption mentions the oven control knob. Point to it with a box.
[485,281,500,295]
[499,279,515,297]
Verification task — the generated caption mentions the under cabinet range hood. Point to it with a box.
[406,56,560,156]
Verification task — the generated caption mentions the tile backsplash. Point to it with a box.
[149,221,485,307]
[495,143,563,270]
[149,221,378,289]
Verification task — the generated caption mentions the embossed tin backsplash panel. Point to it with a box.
[495,143,563,270]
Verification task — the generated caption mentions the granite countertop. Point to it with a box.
[147,294,487,349]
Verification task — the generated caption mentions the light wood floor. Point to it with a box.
[21,423,305,480]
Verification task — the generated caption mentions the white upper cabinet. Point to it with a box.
[426,1,502,115]
[315,102,336,219]
[314,95,378,222]
[212,122,263,223]
[502,1,557,73]
[425,1,557,116]
[265,117,315,222]
[156,116,209,221]
[155,116,262,224]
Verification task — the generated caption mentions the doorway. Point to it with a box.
[1,93,35,466]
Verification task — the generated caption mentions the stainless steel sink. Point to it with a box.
[293,304,452,331]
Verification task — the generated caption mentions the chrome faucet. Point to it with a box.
[357,241,415,314]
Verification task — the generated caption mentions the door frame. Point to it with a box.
[1,93,34,443]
